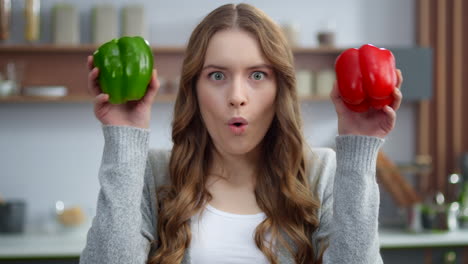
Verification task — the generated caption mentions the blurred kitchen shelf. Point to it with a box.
[0,44,187,54]
[0,44,340,105]
[0,94,329,103]
[0,44,344,54]
[293,47,345,54]
[0,95,93,103]
[0,94,177,103]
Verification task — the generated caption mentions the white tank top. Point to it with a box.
[189,203,270,264]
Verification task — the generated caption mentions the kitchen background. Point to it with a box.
[1,0,467,263]
[0,0,416,231]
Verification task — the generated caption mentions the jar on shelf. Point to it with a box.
[24,0,40,42]
[314,69,335,97]
[316,19,336,47]
[0,0,11,40]
[296,70,314,97]
[52,3,80,44]
[92,4,118,45]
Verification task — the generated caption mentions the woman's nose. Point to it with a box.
[228,77,247,107]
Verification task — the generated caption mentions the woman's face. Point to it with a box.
[196,28,277,156]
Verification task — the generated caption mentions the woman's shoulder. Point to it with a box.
[307,147,336,176]
[309,147,336,164]
[148,148,171,162]
[306,147,336,200]
[147,148,172,187]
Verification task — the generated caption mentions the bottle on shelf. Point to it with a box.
[24,0,40,42]
[0,0,11,40]
[458,182,468,228]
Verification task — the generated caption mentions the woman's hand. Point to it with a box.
[330,69,403,139]
[87,56,160,129]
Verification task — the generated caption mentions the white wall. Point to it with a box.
[1,0,415,231]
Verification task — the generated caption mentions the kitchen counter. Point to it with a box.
[0,225,90,259]
[1,227,468,258]
[380,228,468,249]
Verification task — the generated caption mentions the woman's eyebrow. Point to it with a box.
[202,64,273,71]
[247,64,273,70]
[202,64,228,71]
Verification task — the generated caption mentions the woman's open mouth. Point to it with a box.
[229,123,247,135]
[227,117,248,135]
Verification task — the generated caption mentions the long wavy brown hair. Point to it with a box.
[149,3,327,264]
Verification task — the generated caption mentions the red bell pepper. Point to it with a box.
[335,44,397,112]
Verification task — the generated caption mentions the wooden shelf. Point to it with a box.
[0,95,92,103]
[0,44,187,54]
[0,44,339,105]
[293,47,345,54]
[0,94,179,103]
[0,94,329,103]
[0,44,344,54]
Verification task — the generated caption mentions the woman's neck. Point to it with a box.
[205,146,264,215]
[208,147,260,188]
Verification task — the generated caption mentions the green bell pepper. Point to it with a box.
[93,36,154,104]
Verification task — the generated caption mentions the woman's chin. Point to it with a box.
[222,141,261,157]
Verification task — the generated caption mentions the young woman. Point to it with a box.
[80,3,402,264]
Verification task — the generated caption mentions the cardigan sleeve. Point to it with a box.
[311,135,384,264]
[80,125,157,264]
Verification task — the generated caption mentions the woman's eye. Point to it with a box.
[251,71,266,80]
[209,72,225,81]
